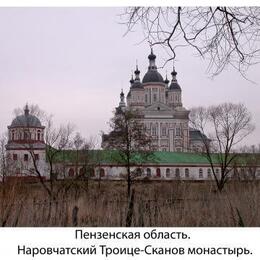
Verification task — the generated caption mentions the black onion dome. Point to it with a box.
[131,81,143,88]
[169,82,181,90]
[131,65,143,88]
[164,76,169,85]
[11,114,42,128]
[142,70,164,83]
[169,68,181,90]
[130,78,134,84]
[148,52,156,60]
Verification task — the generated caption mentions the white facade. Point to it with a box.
[5,105,48,179]
[108,50,200,152]
[62,163,260,181]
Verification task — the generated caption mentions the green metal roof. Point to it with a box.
[52,150,222,165]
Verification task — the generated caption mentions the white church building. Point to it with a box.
[102,50,206,152]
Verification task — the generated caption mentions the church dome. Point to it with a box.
[131,66,143,88]
[142,50,164,84]
[142,70,164,83]
[169,68,181,90]
[10,105,42,128]
[169,82,181,90]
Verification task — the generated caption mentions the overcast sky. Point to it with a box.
[0,7,260,147]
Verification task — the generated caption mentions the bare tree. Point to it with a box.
[235,145,260,181]
[189,103,254,191]
[69,133,97,192]
[13,104,46,119]
[0,134,8,183]
[121,7,260,77]
[103,108,154,198]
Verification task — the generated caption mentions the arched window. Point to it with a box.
[153,93,157,102]
[175,168,180,178]
[13,154,18,161]
[176,128,181,136]
[79,167,85,176]
[162,127,166,136]
[185,168,189,178]
[166,168,171,178]
[136,168,142,176]
[68,168,75,177]
[207,168,211,178]
[199,168,203,178]
[146,168,151,177]
[24,131,30,140]
[11,130,15,140]
[156,168,161,178]
[152,126,157,136]
[100,168,105,177]
[37,130,41,141]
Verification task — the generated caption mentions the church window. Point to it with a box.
[145,94,148,103]
[175,168,180,178]
[37,130,41,141]
[215,168,220,178]
[162,127,166,136]
[79,167,85,176]
[11,130,15,140]
[24,154,29,162]
[153,93,157,102]
[136,168,142,176]
[185,168,189,178]
[156,168,161,177]
[176,128,181,136]
[13,154,18,161]
[100,168,105,177]
[152,126,157,136]
[146,168,151,177]
[199,168,203,178]
[166,168,171,177]
[24,131,30,140]
[207,168,211,178]
[68,168,75,177]
[35,154,39,160]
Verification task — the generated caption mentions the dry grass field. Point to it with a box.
[0,179,259,227]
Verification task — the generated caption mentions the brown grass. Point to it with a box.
[0,180,260,227]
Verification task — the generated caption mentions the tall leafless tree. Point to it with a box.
[235,144,260,181]
[121,7,260,77]
[0,134,8,183]
[189,103,254,191]
[103,108,154,198]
